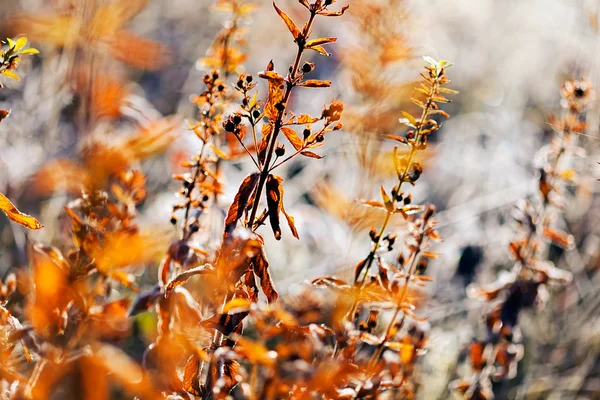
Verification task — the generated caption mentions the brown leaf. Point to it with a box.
[201,312,248,335]
[259,68,285,120]
[297,114,320,124]
[273,2,301,41]
[354,258,367,282]
[164,264,214,298]
[281,127,304,150]
[183,355,202,396]
[307,45,330,56]
[306,37,337,47]
[301,151,323,159]
[266,175,284,240]
[251,246,278,302]
[224,173,260,235]
[282,206,299,239]
[214,359,241,395]
[0,193,43,229]
[300,79,332,88]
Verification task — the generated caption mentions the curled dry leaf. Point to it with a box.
[266,174,284,240]
[0,193,43,230]
[251,245,278,303]
[164,264,214,298]
[224,173,260,235]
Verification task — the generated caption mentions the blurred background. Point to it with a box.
[1,0,600,398]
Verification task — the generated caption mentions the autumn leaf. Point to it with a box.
[282,206,299,239]
[164,264,214,298]
[224,173,260,235]
[354,258,367,282]
[0,193,43,229]
[201,312,248,335]
[301,151,323,159]
[273,2,301,41]
[306,45,330,57]
[183,355,202,396]
[281,127,303,150]
[251,246,278,303]
[306,37,337,47]
[266,174,284,240]
[300,79,332,88]
[259,67,285,120]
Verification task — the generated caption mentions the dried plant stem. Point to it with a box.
[355,81,439,286]
[526,107,577,270]
[182,139,208,239]
[348,82,441,323]
[247,11,317,228]
[369,239,421,368]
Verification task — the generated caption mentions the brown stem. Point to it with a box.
[247,11,317,228]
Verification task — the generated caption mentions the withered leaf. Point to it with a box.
[251,246,278,303]
[301,151,323,159]
[224,173,260,235]
[297,114,320,124]
[273,2,302,41]
[354,258,367,282]
[164,264,214,298]
[281,127,304,151]
[300,79,332,88]
[282,206,299,239]
[201,312,248,335]
[307,45,330,57]
[266,175,284,240]
[306,37,337,47]
[0,193,43,229]
[214,359,241,395]
[259,69,285,120]
[183,355,202,396]
[318,5,349,17]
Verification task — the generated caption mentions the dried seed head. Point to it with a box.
[275,144,286,157]
[302,61,315,74]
